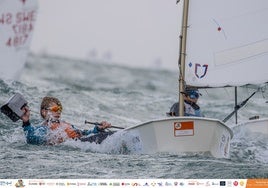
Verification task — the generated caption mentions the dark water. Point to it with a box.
[0,54,267,179]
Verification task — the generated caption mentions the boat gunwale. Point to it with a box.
[124,116,234,138]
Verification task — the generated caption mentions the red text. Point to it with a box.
[16,10,36,24]
[6,34,28,47]
[0,13,12,25]
[12,23,33,34]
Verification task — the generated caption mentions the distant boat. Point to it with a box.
[0,0,38,81]
[237,117,268,135]
[224,84,268,136]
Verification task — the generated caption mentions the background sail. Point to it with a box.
[0,0,38,81]
[185,0,268,87]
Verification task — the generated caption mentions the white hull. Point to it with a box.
[236,118,268,135]
[123,117,233,158]
[0,0,38,81]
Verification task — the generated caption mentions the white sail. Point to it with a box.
[0,0,38,81]
[185,0,268,87]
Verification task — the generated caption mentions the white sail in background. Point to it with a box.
[0,0,38,81]
[185,0,268,87]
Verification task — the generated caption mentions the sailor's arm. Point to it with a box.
[21,106,47,145]
[81,121,112,135]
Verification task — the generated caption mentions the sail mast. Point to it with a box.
[178,0,189,116]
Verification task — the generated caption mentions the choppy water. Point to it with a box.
[0,54,267,179]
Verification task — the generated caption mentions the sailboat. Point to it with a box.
[237,117,268,134]
[0,0,38,81]
[36,0,266,156]
[110,0,268,158]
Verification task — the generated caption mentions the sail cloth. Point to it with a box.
[184,0,268,88]
[0,0,38,80]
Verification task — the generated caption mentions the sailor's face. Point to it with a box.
[184,95,198,103]
[45,102,62,119]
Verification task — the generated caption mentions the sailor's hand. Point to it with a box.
[21,106,30,123]
[98,121,112,130]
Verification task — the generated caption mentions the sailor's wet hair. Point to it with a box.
[40,96,62,118]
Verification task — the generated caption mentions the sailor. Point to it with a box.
[21,96,111,145]
[167,88,203,117]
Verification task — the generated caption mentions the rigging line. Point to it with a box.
[222,91,257,123]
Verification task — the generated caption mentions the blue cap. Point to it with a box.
[185,89,200,99]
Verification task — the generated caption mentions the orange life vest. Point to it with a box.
[49,121,81,140]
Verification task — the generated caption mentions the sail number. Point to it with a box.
[0,11,36,25]
[1,10,36,48]
[6,34,28,47]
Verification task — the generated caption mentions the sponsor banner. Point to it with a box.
[0,179,267,188]
[246,179,268,188]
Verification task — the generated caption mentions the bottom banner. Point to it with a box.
[0,179,267,188]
